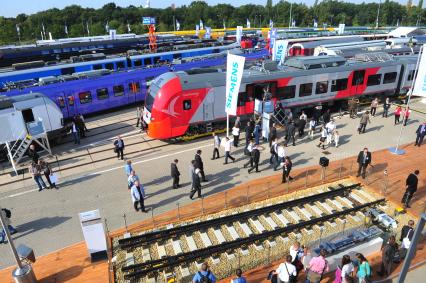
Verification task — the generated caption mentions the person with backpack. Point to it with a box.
[334,255,354,283]
[355,253,371,283]
[0,208,17,244]
[192,262,216,283]
[231,268,246,283]
[274,254,297,283]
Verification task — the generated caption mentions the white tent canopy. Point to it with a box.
[389,27,425,38]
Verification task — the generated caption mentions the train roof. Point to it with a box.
[0,92,47,110]
[292,36,363,48]
[284,55,346,69]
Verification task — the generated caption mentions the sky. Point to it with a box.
[1,0,402,18]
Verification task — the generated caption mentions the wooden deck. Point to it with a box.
[0,143,425,283]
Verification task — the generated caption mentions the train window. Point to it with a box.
[144,58,152,66]
[113,85,125,97]
[407,70,416,81]
[352,70,365,86]
[134,59,142,67]
[315,81,328,94]
[96,88,109,100]
[276,85,296,99]
[67,96,75,106]
[78,91,92,104]
[367,74,382,86]
[57,97,65,108]
[238,92,247,106]
[129,82,141,94]
[331,78,348,92]
[153,57,161,64]
[183,100,192,110]
[299,83,313,97]
[173,53,180,59]
[105,63,114,70]
[61,67,75,75]
[93,64,103,70]
[383,72,397,84]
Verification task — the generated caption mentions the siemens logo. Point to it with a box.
[226,62,239,108]
[275,44,284,60]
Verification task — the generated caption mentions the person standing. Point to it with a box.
[325,120,336,145]
[171,159,180,189]
[39,159,56,189]
[190,168,202,200]
[131,180,147,212]
[30,162,47,191]
[274,255,297,283]
[192,262,216,283]
[301,246,313,273]
[71,121,80,145]
[243,140,254,169]
[355,253,371,283]
[308,119,316,139]
[223,137,236,164]
[382,98,390,118]
[269,123,277,147]
[232,125,240,147]
[27,144,39,164]
[269,138,278,169]
[79,113,89,132]
[189,160,195,192]
[231,268,247,283]
[306,249,329,283]
[415,122,426,147]
[400,220,415,255]
[277,143,286,169]
[194,150,207,182]
[75,115,85,138]
[300,111,307,122]
[212,133,221,160]
[401,170,419,208]
[322,109,331,125]
[317,126,328,150]
[248,144,260,173]
[338,255,354,283]
[297,117,307,137]
[127,170,140,190]
[403,107,411,126]
[333,130,340,148]
[370,98,379,116]
[136,106,142,128]
[114,136,125,160]
[124,160,133,177]
[282,156,293,183]
[348,98,356,118]
[245,122,252,147]
[394,106,402,125]
[285,121,296,147]
[356,147,371,179]
[313,106,322,124]
[253,122,261,145]
[358,111,371,134]
[0,208,17,244]
[378,235,398,277]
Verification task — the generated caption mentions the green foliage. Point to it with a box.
[1,0,425,45]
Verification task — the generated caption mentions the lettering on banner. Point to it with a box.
[226,62,239,108]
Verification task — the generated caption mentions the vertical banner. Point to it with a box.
[236,26,243,44]
[413,44,426,97]
[272,40,289,64]
[269,28,277,53]
[225,54,246,116]
[195,25,200,36]
[199,19,204,30]
[338,23,345,35]
[246,19,251,29]
[205,27,211,39]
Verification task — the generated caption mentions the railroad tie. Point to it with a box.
[285,209,302,223]
[349,192,367,204]
[263,216,278,230]
[272,211,290,226]
[337,196,354,208]
[214,229,235,260]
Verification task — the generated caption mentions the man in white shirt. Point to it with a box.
[243,140,254,168]
[277,143,286,169]
[300,111,307,121]
[275,255,297,283]
[222,137,235,164]
[325,120,336,145]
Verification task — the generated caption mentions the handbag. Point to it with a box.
[49,174,58,184]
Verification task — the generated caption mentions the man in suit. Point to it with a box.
[285,121,296,147]
[188,160,195,191]
[171,159,180,189]
[415,122,426,147]
[248,144,261,173]
[244,122,252,147]
[243,140,254,169]
[114,136,125,160]
[269,123,277,147]
[190,168,202,200]
[131,180,147,212]
[400,220,415,243]
[212,132,221,159]
[401,170,419,208]
[194,150,207,182]
[356,147,371,179]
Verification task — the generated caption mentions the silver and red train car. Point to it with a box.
[143,53,417,139]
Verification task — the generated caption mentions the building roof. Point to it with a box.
[389,27,425,38]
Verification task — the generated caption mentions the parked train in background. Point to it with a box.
[143,53,417,140]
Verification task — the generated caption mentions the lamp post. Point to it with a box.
[375,0,381,30]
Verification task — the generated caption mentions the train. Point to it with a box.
[0,41,233,87]
[1,48,268,119]
[143,52,417,140]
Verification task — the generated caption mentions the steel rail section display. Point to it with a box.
[122,198,385,279]
[119,183,361,249]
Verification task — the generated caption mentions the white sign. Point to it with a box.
[413,44,426,97]
[272,40,288,64]
[236,26,243,44]
[195,25,200,36]
[338,24,345,35]
[225,54,246,115]
[205,27,211,39]
[109,29,116,40]
[79,209,107,259]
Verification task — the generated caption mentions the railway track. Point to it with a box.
[113,182,386,282]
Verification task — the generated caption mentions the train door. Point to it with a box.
[127,80,143,104]
[203,89,214,121]
[57,93,77,118]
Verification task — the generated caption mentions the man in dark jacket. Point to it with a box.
[322,109,331,124]
[114,136,125,160]
[378,235,398,277]
[401,170,419,208]
[356,147,371,179]
[313,106,321,125]
[171,159,180,189]
[194,150,207,182]
[284,122,296,147]
[244,122,252,147]
[297,117,306,137]
[190,168,202,200]
[282,156,293,183]
[415,122,426,147]
[400,220,415,242]
[27,144,39,164]
[248,144,260,173]
[269,123,277,147]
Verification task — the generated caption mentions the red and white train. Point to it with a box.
[143,53,417,139]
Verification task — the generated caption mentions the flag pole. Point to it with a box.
[389,45,423,155]
[227,113,229,137]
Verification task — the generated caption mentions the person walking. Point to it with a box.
[127,170,140,190]
[308,119,316,139]
[269,123,277,147]
[348,97,357,118]
[382,98,390,118]
[370,98,379,116]
[403,107,411,126]
[358,111,370,134]
[415,122,426,147]
[0,208,17,244]
[269,138,279,170]
[124,160,133,177]
[356,147,371,179]
[245,122,252,147]
[300,111,307,122]
[394,106,402,125]
[232,125,240,147]
[192,262,216,283]
[333,130,340,148]
[313,105,322,124]
[189,160,195,192]
[297,117,307,137]
[130,180,147,212]
[194,150,207,182]
[27,144,39,164]
[243,140,254,169]
[212,132,221,160]
[337,255,354,283]
[285,121,296,147]
[190,168,202,200]
[401,170,419,208]
[274,255,297,283]
[248,144,260,173]
[223,137,236,164]
[114,136,125,160]
[79,113,89,132]
[282,156,293,183]
[306,249,329,283]
[75,115,85,138]
[136,106,142,128]
[71,121,80,145]
[378,235,398,277]
[39,159,56,189]
[30,162,47,191]
[317,126,328,150]
[171,159,180,189]
[231,268,247,283]
[325,120,336,145]
[277,143,286,168]
[355,253,371,283]
[322,109,331,125]
[253,122,261,145]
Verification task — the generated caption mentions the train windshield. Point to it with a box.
[146,82,160,112]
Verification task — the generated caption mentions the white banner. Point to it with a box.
[236,26,243,44]
[272,40,288,64]
[225,54,246,115]
[338,23,345,35]
[413,44,426,97]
